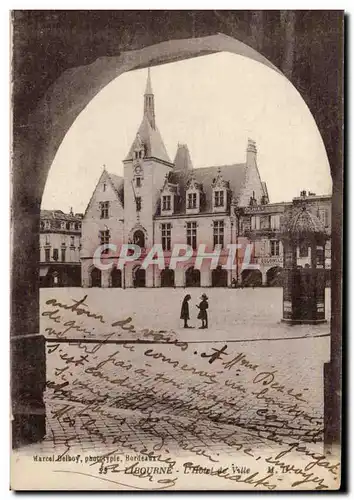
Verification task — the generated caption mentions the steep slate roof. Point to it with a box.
[166,163,247,214]
[107,172,124,205]
[124,115,172,164]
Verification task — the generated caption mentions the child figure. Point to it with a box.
[180,294,192,328]
[197,293,209,329]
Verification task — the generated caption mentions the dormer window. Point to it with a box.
[160,173,177,216]
[162,195,171,211]
[187,193,197,210]
[212,168,229,213]
[186,172,202,215]
[214,190,224,208]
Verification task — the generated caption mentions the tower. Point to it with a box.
[123,68,173,262]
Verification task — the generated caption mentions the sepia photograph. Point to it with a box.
[10,10,343,491]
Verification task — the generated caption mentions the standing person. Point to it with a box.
[180,294,192,328]
[197,293,209,329]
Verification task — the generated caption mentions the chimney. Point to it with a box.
[246,138,257,166]
[173,143,193,170]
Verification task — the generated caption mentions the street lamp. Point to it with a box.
[233,205,243,286]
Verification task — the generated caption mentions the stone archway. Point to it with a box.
[133,266,146,288]
[212,266,228,287]
[266,266,284,287]
[161,268,175,287]
[11,14,342,450]
[186,267,201,287]
[241,269,262,287]
[110,267,122,288]
[90,267,102,287]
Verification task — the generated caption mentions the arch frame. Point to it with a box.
[11,12,342,451]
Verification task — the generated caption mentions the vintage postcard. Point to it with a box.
[10,10,343,491]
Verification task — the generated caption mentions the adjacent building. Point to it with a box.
[40,209,83,287]
[239,191,331,287]
[81,69,331,288]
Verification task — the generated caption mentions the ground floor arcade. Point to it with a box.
[80,258,307,288]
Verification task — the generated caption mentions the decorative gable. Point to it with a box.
[160,173,178,215]
[186,171,203,214]
[212,168,230,213]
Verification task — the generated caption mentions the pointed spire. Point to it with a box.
[144,68,155,129]
[145,67,153,95]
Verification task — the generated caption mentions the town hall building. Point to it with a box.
[81,70,331,288]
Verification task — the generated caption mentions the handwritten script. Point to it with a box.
[38,294,339,490]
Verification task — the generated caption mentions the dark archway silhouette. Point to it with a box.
[161,268,174,287]
[241,269,262,287]
[90,267,101,287]
[111,267,122,288]
[266,266,284,287]
[133,266,146,288]
[212,266,228,287]
[185,267,201,287]
[11,12,342,450]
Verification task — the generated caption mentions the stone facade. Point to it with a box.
[40,210,82,287]
[81,71,331,288]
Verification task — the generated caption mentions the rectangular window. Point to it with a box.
[213,220,224,248]
[270,214,280,230]
[70,236,75,247]
[260,215,271,229]
[61,248,66,262]
[45,235,50,245]
[214,190,224,207]
[251,216,261,230]
[53,248,59,261]
[45,248,50,262]
[100,201,109,219]
[136,196,142,212]
[162,195,171,211]
[99,230,110,254]
[136,177,141,188]
[161,223,172,251]
[299,241,309,258]
[186,221,197,250]
[270,240,280,256]
[187,192,197,209]
[316,247,324,268]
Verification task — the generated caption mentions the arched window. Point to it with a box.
[133,230,145,248]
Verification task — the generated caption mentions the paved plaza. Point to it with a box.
[13,287,336,490]
[36,287,330,449]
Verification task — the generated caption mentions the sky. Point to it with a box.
[41,52,332,213]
